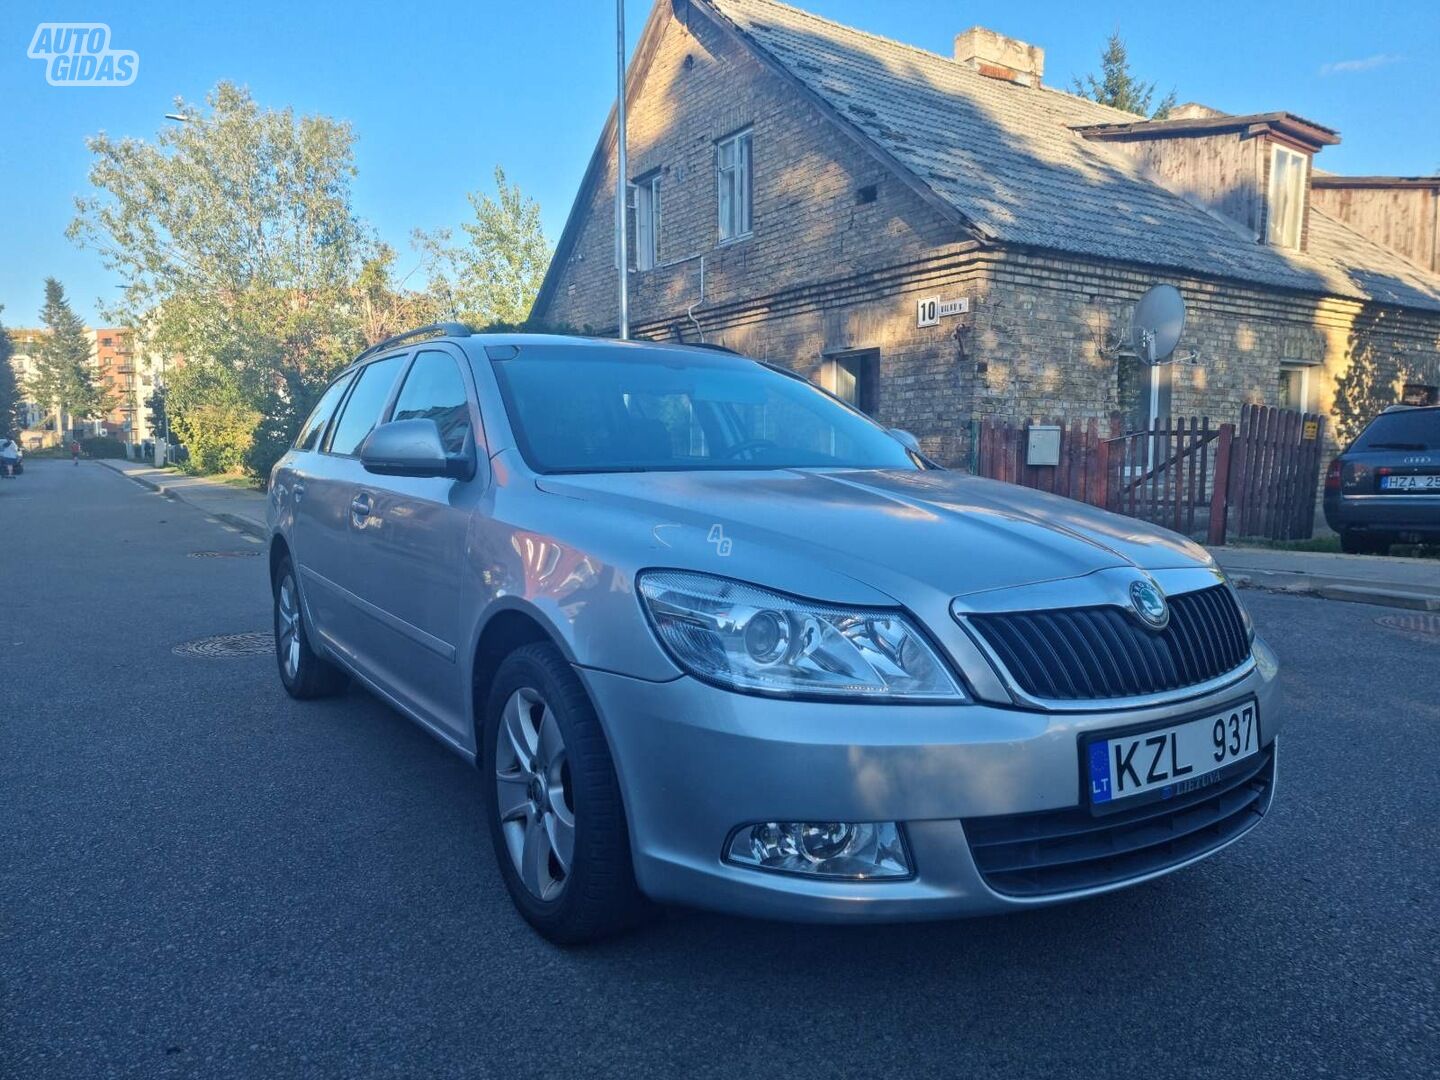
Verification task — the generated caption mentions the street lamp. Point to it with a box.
[164,113,189,122]
[615,0,629,340]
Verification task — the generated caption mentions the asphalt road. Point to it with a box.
[2,460,1436,1079]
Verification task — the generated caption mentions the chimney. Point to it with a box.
[954,27,1044,87]
[1169,102,1227,121]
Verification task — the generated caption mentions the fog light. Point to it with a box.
[725,821,911,879]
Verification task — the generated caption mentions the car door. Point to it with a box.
[344,346,485,743]
[284,369,355,621]
[299,351,409,670]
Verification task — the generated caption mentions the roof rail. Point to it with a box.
[353,322,474,365]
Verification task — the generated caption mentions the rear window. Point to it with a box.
[294,372,354,452]
[1352,409,1439,452]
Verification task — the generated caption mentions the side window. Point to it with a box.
[391,350,473,456]
[325,354,406,456]
[294,372,354,452]
[634,172,660,271]
[717,129,753,242]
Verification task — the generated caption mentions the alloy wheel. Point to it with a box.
[276,573,302,681]
[494,687,575,901]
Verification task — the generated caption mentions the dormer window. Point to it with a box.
[1267,145,1308,250]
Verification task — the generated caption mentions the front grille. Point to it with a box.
[963,747,1274,897]
[966,585,1250,701]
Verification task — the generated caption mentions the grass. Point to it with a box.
[210,472,266,492]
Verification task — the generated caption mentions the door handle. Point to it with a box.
[350,493,373,521]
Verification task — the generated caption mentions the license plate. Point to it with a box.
[1086,701,1259,807]
[1381,474,1440,491]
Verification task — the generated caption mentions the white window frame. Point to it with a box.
[1266,145,1308,250]
[633,172,660,271]
[1279,360,1314,413]
[717,129,752,243]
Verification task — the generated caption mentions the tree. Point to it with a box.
[0,310,19,438]
[413,167,552,326]
[69,82,371,479]
[26,279,113,437]
[144,384,168,442]
[1072,32,1177,120]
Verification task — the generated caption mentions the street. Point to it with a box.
[2,459,1436,1080]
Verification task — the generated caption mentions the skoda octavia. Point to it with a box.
[267,328,1281,943]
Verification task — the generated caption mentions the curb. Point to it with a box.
[95,459,269,542]
[1229,572,1440,612]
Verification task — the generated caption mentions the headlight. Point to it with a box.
[1217,571,1255,644]
[636,570,966,701]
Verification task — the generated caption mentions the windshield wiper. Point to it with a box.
[1363,442,1428,451]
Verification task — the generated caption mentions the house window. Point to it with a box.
[1278,361,1314,413]
[1267,145,1307,250]
[821,349,879,416]
[634,172,660,271]
[717,129,752,242]
[1401,383,1438,406]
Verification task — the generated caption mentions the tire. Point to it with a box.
[482,642,650,945]
[272,555,347,699]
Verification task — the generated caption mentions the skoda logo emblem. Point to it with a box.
[1129,579,1169,631]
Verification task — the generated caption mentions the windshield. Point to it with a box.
[490,346,919,474]
[1353,409,1438,451]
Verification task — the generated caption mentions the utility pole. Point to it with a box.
[615,0,629,339]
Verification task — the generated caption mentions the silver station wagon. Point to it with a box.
[268,326,1281,943]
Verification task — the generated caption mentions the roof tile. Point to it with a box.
[710,0,1440,312]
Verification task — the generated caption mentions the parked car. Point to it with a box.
[1323,404,1440,554]
[0,437,22,477]
[267,327,1280,943]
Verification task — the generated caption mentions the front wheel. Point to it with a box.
[272,555,347,699]
[482,643,650,944]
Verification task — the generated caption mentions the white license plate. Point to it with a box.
[1086,701,1259,807]
[1381,474,1440,491]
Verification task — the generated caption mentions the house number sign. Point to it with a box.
[916,296,969,327]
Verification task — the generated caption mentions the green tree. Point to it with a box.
[144,384,168,442]
[69,82,371,479]
[0,310,19,438]
[1072,32,1177,119]
[413,166,552,326]
[26,279,113,437]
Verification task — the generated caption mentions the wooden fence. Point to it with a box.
[973,406,1327,544]
[1226,405,1327,541]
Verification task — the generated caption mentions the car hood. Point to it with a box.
[534,468,1212,600]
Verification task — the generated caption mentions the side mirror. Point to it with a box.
[888,428,922,454]
[360,419,474,480]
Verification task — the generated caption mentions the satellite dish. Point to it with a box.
[1130,284,1186,365]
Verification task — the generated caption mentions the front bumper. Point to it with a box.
[578,637,1282,922]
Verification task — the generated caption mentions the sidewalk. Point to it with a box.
[95,459,268,540]
[1213,545,1440,611]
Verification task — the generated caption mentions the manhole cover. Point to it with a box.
[190,550,261,558]
[1375,613,1440,638]
[172,632,272,658]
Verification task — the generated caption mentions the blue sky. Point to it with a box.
[2,0,1437,326]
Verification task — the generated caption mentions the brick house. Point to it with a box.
[89,328,138,439]
[532,0,1440,466]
